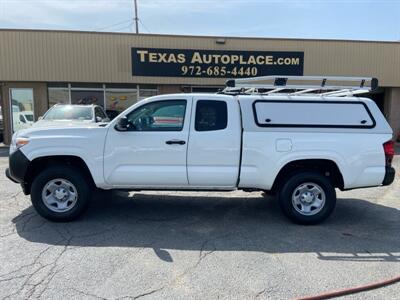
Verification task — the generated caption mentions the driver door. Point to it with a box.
[103,98,191,188]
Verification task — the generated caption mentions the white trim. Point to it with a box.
[102,84,106,108]
[70,87,104,91]
[106,88,138,92]
[68,83,72,104]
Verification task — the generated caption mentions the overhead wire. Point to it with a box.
[93,19,133,31]
[139,19,150,33]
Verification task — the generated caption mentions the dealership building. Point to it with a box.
[0,29,399,144]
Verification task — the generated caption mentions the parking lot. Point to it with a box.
[0,147,399,300]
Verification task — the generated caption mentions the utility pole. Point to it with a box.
[134,0,139,34]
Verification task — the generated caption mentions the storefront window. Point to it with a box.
[138,89,158,101]
[48,88,69,107]
[10,88,34,132]
[106,89,138,115]
[46,84,158,119]
[71,90,104,108]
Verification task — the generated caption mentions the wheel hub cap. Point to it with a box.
[41,178,78,213]
[300,191,314,204]
[291,182,326,216]
[54,188,68,201]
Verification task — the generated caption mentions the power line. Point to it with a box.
[113,21,135,32]
[139,19,150,33]
[94,19,133,31]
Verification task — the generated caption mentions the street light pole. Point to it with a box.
[134,0,139,34]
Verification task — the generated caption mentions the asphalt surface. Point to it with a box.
[0,147,399,300]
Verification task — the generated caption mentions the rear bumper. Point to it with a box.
[382,166,395,186]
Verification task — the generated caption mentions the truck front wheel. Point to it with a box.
[31,166,91,222]
[278,171,336,225]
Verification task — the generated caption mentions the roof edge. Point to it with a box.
[0,28,399,44]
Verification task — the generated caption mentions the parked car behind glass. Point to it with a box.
[34,104,109,127]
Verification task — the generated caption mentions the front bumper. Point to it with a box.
[5,168,18,183]
[382,166,395,186]
[6,149,30,184]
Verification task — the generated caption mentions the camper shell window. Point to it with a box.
[252,100,376,129]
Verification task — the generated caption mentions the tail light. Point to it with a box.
[383,140,394,166]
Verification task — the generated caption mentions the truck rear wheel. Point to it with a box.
[278,171,336,225]
[31,166,91,222]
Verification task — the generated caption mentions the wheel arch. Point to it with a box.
[24,155,96,195]
[271,159,345,194]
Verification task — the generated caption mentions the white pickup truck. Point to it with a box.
[6,76,395,224]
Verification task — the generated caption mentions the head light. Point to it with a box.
[15,137,30,148]
[10,136,29,154]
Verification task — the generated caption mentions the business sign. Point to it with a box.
[131,48,304,78]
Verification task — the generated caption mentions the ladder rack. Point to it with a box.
[222,76,378,97]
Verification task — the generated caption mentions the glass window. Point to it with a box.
[126,100,186,131]
[195,100,228,131]
[43,105,93,121]
[106,90,138,113]
[48,88,69,107]
[138,88,157,101]
[71,90,104,107]
[10,88,34,132]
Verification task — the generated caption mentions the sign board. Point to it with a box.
[131,48,304,78]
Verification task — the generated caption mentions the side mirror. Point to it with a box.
[38,116,43,120]
[115,117,129,131]
[95,116,102,123]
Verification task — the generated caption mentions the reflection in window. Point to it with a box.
[48,88,69,107]
[106,90,137,114]
[138,89,158,101]
[71,90,104,107]
[10,88,34,132]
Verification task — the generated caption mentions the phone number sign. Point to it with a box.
[131,48,304,78]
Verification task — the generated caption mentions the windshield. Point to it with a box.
[44,106,93,121]
[25,114,34,122]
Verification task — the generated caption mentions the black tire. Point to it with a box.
[31,165,92,222]
[278,171,336,225]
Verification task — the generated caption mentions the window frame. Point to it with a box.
[252,99,376,129]
[124,100,187,132]
[194,99,228,132]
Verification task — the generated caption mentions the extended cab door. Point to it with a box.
[103,97,191,187]
[187,96,242,188]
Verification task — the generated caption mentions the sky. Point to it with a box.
[0,0,399,41]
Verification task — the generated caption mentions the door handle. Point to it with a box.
[165,140,186,145]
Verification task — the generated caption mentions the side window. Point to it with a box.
[126,100,186,131]
[195,100,227,131]
[19,114,26,123]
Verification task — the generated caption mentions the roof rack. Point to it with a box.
[222,75,378,97]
